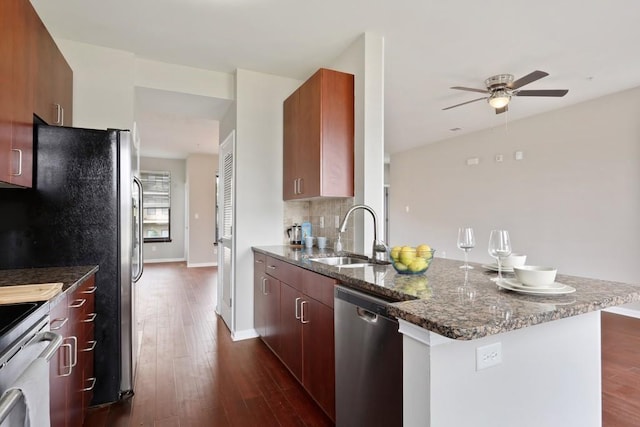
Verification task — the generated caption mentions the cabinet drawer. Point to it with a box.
[302,269,336,309]
[265,256,302,290]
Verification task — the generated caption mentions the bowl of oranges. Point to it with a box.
[389,244,435,275]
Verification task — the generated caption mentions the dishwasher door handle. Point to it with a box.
[356,307,378,323]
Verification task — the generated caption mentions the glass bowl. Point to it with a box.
[389,246,435,275]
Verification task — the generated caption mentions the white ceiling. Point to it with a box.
[31,0,640,157]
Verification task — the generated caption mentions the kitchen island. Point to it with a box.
[253,246,640,427]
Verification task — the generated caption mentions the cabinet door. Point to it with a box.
[296,70,322,198]
[263,276,280,354]
[4,0,36,187]
[319,69,354,197]
[49,293,70,427]
[279,282,302,380]
[34,11,73,127]
[0,0,14,184]
[283,91,299,200]
[51,43,73,126]
[33,14,54,124]
[254,255,267,337]
[302,297,335,421]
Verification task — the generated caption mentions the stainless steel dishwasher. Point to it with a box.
[334,285,403,427]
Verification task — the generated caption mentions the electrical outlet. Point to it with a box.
[151,246,157,252]
[319,216,324,228]
[335,215,340,228]
[476,342,502,371]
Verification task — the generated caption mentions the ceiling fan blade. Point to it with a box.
[442,97,488,110]
[450,86,489,94]
[508,70,549,90]
[495,105,508,115]
[514,89,569,97]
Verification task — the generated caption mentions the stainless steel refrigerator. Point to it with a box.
[0,123,143,405]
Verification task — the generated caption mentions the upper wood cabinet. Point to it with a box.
[34,14,73,127]
[283,68,354,200]
[0,0,72,188]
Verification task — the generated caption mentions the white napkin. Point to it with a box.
[0,357,50,427]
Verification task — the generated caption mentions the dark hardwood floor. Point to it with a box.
[83,262,640,426]
[83,262,332,427]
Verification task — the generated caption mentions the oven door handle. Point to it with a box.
[0,332,62,423]
[35,331,63,362]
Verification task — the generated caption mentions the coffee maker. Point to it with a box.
[287,223,303,245]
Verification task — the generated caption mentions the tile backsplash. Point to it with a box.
[283,198,355,251]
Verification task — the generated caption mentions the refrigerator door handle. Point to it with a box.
[132,176,144,283]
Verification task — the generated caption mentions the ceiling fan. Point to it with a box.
[443,70,568,114]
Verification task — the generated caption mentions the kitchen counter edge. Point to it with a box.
[252,245,640,341]
[0,265,99,308]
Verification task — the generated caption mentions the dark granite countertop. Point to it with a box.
[0,265,99,307]
[253,245,640,340]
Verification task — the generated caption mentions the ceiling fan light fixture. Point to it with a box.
[488,90,511,109]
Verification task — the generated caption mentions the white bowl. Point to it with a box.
[501,253,527,268]
[513,266,557,288]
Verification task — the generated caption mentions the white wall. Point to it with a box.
[390,86,640,287]
[57,40,135,129]
[134,58,234,100]
[141,157,186,262]
[232,69,301,335]
[331,33,386,254]
[186,153,218,266]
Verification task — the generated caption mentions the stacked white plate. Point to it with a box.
[496,278,576,295]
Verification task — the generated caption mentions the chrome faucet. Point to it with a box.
[338,204,388,263]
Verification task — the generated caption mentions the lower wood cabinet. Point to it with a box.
[279,282,303,380]
[254,253,336,421]
[50,274,97,427]
[301,296,335,418]
[254,253,280,353]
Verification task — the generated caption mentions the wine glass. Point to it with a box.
[457,227,475,270]
[488,230,512,282]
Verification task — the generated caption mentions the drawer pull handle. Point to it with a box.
[59,343,73,377]
[255,259,264,264]
[295,297,301,320]
[81,377,96,392]
[82,313,97,323]
[69,299,86,308]
[267,265,276,270]
[50,317,68,331]
[10,149,22,177]
[69,336,78,368]
[81,340,97,352]
[301,300,309,324]
[81,286,97,294]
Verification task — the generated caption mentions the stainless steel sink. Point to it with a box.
[310,256,372,267]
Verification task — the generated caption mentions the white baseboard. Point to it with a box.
[143,258,186,264]
[186,262,218,268]
[231,328,259,341]
[603,306,640,319]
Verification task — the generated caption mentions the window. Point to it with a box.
[141,170,171,243]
